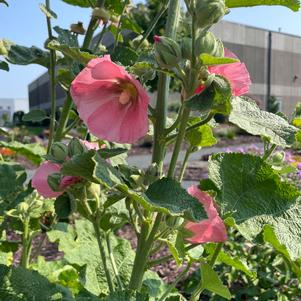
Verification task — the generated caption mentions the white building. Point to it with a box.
[0,98,29,122]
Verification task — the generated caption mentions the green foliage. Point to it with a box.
[0,39,50,67]
[185,117,217,147]
[0,59,9,71]
[199,262,232,299]
[0,264,73,300]
[22,109,48,122]
[225,0,300,11]
[186,75,232,115]
[54,26,79,47]
[104,290,149,301]
[54,194,72,219]
[229,97,299,147]
[200,53,238,66]
[47,220,135,295]
[145,177,207,221]
[112,46,139,66]
[0,141,45,164]
[208,152,301,260]
[47,40,97,65]
[267,95,280,113]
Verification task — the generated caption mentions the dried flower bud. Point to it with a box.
[70,22,86,35]
[195,31,224,57]
[154,35,182,69]
[195,0,228,29]
[49,142,68,162]
[92,7,110,23]
[68,138,86,157]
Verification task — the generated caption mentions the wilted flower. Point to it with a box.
[196,49,251,96]
[185,185,227,244]
[70,55,150,143]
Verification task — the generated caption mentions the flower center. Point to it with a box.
[118,82,138,105]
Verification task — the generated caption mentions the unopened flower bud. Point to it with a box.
[86,183,101,200]
[271,151,285,165]
[50,142,68,162]
[154,35,182,69]
[181,37,192,60]
[68,138,86,157]
[195,32,224,57]
[92,7,110,23]
[195,0,228,29]
[130,35,149,49]
[48,173,61,192]
[70,22,86,35]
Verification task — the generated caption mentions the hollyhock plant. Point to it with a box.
[32,140,99,198]
[195,48,251,96]
[185,185,227,244]
[70,55,150,143]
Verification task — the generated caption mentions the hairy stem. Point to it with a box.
[178,146,193,182]
[20,217,31,269]
[45,0,56,153]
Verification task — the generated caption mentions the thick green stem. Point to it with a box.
[106,232,123,289]
[167,107,191,178]
[93,23,107,53]
[20,217,31,269]
[113,0,129,52]
[82,17,99,51]
[45,0,56,153]
[191,243,223,301]
[129,213,163,290]
[54,93,73,142]
[152,0,181,170]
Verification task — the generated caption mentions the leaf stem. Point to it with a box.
[20,216,31,269]
[178,146,193,182]
[262,143,277,161]
[82,16,99,51]
[113,0,129,52]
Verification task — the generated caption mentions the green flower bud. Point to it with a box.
[130,35,150,49]
[195,31,224,57]
[48,173,61,192]
[271,151,285,165]
[49,142,68,162]
[86,183,101,200]
[181,37,192,60]
[68,138,86,157]
[92,7,110,23]
[154,35,182,69]
[195,0,228,29]
[70,22,86,35]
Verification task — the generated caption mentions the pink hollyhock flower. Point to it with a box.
[185,186,227,244]
[195,49,251,96]
[70,55,150,143]
[32,140,99,198]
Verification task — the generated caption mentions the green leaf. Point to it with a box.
[57,68,75,90]
[111,45,139,66]
[200,53,239,66]
[55,194,72,219]
[54,26,79,47]
[208,152,301,260]
[199,262,232,299]
[97,147,128,160]
[0,60,9,71]
[229,97,299,147]
[0,39,50,67]
[60,0,96,7]
[0,0,8,6]
[104,290,149,301]
[0,264,73,300]
[121,17,142,33]
[186,75,232,115]
[39,3,57,19]
[0,251,13,265]
[48,40,97,65]
[225,0,300,11]
[48,220,135,295]
[0,141,45,164]
[262,225,301,276]
[186,117,217,147]
[22,109,48,122]
[145,178,207,221]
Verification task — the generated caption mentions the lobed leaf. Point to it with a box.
[229,97,299,147]
[22,109,48,122]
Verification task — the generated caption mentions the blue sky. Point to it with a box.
[0,0,301,99]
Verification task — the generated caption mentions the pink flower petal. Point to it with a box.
[32,161,63,198]
[185,185,227,244]
[71,55,150,143]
